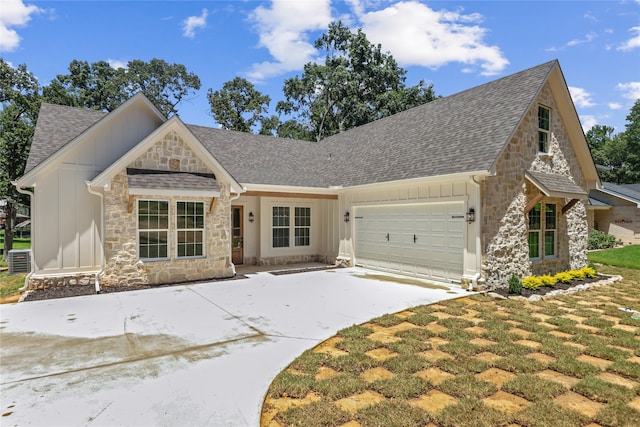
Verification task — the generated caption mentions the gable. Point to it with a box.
[18,93,166,187]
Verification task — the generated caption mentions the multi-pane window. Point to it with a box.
[545,204,556,257]
[177,201,204,258]
[138,200,169,259]
[294,207,311,246]
[528,204,541,258]
[528,202,557,259]
[272,206,290,248]
[538,106,550,153]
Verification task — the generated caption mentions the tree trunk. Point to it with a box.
[2,202,14,261]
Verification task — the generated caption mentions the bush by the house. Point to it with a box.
[555,272,574,284]
[539,274,557,287]
[588,230,618,250]
[508,274,522,295]
[522,276,543,290]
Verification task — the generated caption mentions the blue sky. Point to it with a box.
[2,0,639,134]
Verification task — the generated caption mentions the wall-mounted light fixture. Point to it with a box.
[344,211,350,223]
[248,212,255,223]
[466,208,475,224]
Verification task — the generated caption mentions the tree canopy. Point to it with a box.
[0,58,41,259]
[43,58,201,117]
[207,77,275,134]
[586,100,640,184]
[276,21,437,141]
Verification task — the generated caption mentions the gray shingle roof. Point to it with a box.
[127,168,219,192]
[25,103,107,174]
[24,61,561,190]
[526,170,588,197]
[601,181,640,203]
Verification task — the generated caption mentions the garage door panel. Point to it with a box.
[354,202,464,282]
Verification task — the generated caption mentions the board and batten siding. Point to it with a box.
[31,104,163,274]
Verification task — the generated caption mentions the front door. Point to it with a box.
[231,206,243,265]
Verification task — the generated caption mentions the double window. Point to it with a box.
[138,200,205,260]
[528,203,556,259]
[538,105,550,153]
[272,206,311,248]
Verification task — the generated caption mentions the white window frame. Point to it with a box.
[272,206,290,248]
[528,202,557,261]
[271,205,312,248]
[176,200,205,259]
[538,105,550,153]
[138,199,170,261]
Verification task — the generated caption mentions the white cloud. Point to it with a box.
[107,59,128,70]
[618,26,640,51]
[356,1,508,75]
[246,0,509,81]
[608,102,622,110]
[580,115,598,132]
[568,86,595,108]
[617,82,640,100]
[567,32,596,47]
[247,0,333,81]
[182,8,208,39]
[0,0,43,52]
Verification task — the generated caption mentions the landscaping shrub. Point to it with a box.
[508,274,522,295]
[580,266,597,278]
[587,229,618,250]
[555,271,573,284]
[540,274,557,287]
[568,269,586,281]
[522,276,543,290]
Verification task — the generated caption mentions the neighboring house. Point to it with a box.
[0,199,30,230]
[588,182,640,244]
[15,60,600,290]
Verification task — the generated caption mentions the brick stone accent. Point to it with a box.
[100,131,234,287]
[482,83,588,289]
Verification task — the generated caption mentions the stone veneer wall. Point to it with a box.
[100,130,234,287]
[482,83,589,289]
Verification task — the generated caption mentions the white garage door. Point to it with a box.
[354,202,465,282]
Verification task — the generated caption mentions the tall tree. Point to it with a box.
[622,99,640,183]
[43,58,201,116]
[276,21,437,141]
[0,59,40,259]
[208,77,273,133]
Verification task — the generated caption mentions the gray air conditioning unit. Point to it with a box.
[8,249,31,275]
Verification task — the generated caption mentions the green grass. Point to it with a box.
[588,244,640,269]
[0,271,26,298]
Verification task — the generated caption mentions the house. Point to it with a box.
[14,60,600,290]
[588,182,640,244]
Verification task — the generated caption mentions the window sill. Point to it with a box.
[140,257,170,263]
[176,256,206,261]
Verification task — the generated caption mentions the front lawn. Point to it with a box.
[588,245,640,270]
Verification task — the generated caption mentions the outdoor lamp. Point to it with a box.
[466,208,475,224]
[344,211,350,223]
[248,212,255,223]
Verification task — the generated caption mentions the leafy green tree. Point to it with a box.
[43,58,201,116]
[0,59,40,259]
[622,99,640,182]
[586,125,629,183]
[276,21,437,141]
[207,77,273,133]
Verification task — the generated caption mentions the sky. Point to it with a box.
[1,0,639,134]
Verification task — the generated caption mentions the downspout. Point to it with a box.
[86,182,105,294]
[228,190,243,276]
[468,175,483,291]
[12,183,34,291]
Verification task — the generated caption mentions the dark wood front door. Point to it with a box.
[231,206,243,265]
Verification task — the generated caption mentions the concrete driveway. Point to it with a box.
[0,267,468,426]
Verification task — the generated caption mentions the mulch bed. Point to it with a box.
[21,275,248,302]
[490,274,608,299]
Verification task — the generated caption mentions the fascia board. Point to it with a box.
[598,188,640,208]
[342,170,491,191]
[128,188,220,198]
[17,94,166,188]
[242,183,339,195]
